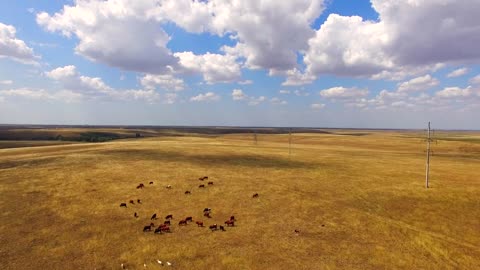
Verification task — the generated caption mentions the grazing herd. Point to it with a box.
[119,176,259,236]
[118,175,263,268]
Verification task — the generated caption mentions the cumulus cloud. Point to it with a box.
[0,22,39,65]
[36,1,177,73]
[36,0,325,83]
[46,65,160,103]
[140,74,185,91]
[270,97,287,105]
[209,0,324,72]
[294,90,310,97]
[248,96,266,106]
[311,103,325,110]
[447,68,469,78]
[469,74,480,85]
[436,87,473,98]
[319,87,368,99]
[279,90,291,94]
[281,68,316,86]
[232,89,248,101]
[190,92,220,102]
[0,88,83,103]
[397,75,439,92]
[238,80,253,85]
[304,1,480,79]
[175,51,241,84]
[231,89,266,105]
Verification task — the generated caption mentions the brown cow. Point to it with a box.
[129,200,135,204]
[230,215,235,221]
[178,220,187,226]
[134,212,138,218]
[252,193,259,198]
[203,176,209,180]
[165,214,173,219]
[164,220,171,226]
[154,227,162,234]
[137,183,145,189]
[196,221,204,227]
[204,212,211,218]
[203,208,211,212]
[199,184,205,188]
[185,216,193,222]
[137,199,142,204]
[198,177,204,181]
[120,203,127,207]
[219,225,226,231]
[143,225,152,232]
[185,191,191,194]
[207,181,213,185]
[161,226,171,233]
[151,213,157,220]
[149,181,154,185]
[225,220,234,227]
[209,224,217,231]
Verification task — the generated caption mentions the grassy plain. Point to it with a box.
[0,129,479,269]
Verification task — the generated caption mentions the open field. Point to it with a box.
[1,129,479,269]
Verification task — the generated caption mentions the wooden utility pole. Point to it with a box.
[425,122,431,188]
[288,128,292,158]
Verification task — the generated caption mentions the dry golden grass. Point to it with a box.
[0,131,479,269]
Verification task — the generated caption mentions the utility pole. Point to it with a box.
[288,128,292,158]
[425,122,431,189]
[253,131,258,145]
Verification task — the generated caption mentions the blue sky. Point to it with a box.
[0,0,479,129]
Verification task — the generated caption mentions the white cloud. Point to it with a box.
[231,89,266,105]
[175,51,241,84]
[319,87,368,99]
[238,80,253,85]
[311,103,325,110]
[0,80,13,85]
[0,88,51,99]
[279,90,291,94]
[46,65,160,103]
[304,1,480,79]
[140,74,185,91]
[36,1,177,73]
[391,101,413,108]
[447,68,469,78]
[36,0,325,83]
[281,68,316,86]
[469,74,480,85]
[436,87,472,98]
[270,97,287,105]
[210,0,324,72]
[248,96,266,106]
[0,22,39,65]
[45,65,77,80]
[294,90,310,97]
[190,92,220,102]
[397,75,439,92]
[232,89,248,101]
